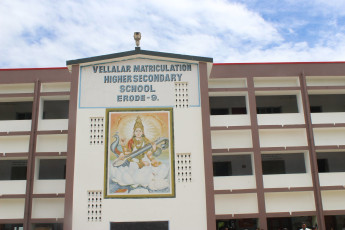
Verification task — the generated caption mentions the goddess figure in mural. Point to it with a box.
[108,114,172,196]
[118,116,161,168]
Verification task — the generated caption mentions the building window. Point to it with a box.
[31,223,63,230]
[111,221,168,230]
[309,94,345,113]
[310,106,322,113]
[213,155,252,176]
[0,224,24,230]
[0,102,33,120]
[256,95,298,114]
[324,215,345,230]
[267,216,314,230]
[262,153,306,175]
[0,160,27,180]
[209,96,247,115]
[216,219,258,230]
[38,159,66,180]
[42,100,69,119]
[317,152,345,173]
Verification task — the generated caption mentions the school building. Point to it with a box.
[1,46,345,230]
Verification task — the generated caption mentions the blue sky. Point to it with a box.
[1,0,345,68]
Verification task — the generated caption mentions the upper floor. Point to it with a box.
[0,68,71,132]
[209,62,345,127]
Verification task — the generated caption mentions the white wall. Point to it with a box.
[311,112,345,124]
[0,83,34,94]
[0,136,30,153]
[214,175,256,190]
[263,174,313,188]
[41,82,71,92]
[72,107,209,230]
[321,190,345,210]
[313,128,345,146]
[254,77,299,87]
[306,76,345,86]
[209,78,247,88]
[215,193,258,214]
[211,130,253,149]
[319,172,345,187]
[38,119,68,131]
[265,191,315,213]
[0,181,26,195]
[36,134,68,152]
[0,198,25,219]
[259,129,307,148]
[31,198,65,218]
[33,180,66,194]
[257,113,305,125]
[0,120,32,132]
[210,115,251,127]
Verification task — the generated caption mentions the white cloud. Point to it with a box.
[0,0,345,67]
[314,0,345,16]
[223,36,345,63]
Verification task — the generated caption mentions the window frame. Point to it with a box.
[0,100,33,121]
[255,94,299,114]
[261,152,307,175]
[209,95,248,116]
[213,154,253,177]
[38,158,67,180]
[42,100,70,120]
[0,159,28,181]
[317,151,345,173]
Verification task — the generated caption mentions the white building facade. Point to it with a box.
[1,49,345,230]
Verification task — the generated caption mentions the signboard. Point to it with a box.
[79,58,200,108]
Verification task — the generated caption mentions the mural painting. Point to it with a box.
[105,108,174,198]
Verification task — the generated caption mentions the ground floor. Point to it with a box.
[216,215,345,230]
[2,215,345,230]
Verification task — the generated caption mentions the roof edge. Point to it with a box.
[0,67,68,71]
[214,61,345,65]
[66,48,213,65]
